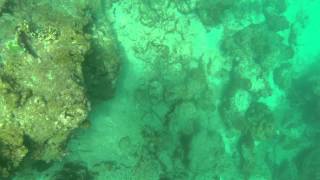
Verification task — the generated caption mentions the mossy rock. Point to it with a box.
[0,0,7,13]
[196,0,236,26]
[0,123,28,177]
[244,102,275,140]
[296,146,320,180]
[221,23,294,69]
[0,0,119,177]
[0,0,122,177]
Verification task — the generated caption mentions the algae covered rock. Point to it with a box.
[221,23,293,69]
[289,61,320,124]
[296,146,320,180]
[243,102,275,140]
[0,123,28,177]
[83,17,121,102]
[53,161,95,180]
[0,0,6,13]
[0,0,120,177]
[196,0,236,26]
[0,15,89,179]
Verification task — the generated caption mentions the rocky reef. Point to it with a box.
[0,0,120,177]
[2,0,318,179]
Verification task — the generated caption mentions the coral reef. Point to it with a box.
[53,162,95,180]
[138,0,173,27]
[289,61,320,124]
[3,0,317,179]
[133,46,225,178]
[243,102,275,140]
[0,123,28,177]
[295,146,320,180]
[174,0,197,14]
[0,0,120,177]
[83,16,121,102]
[219,22,294,129]
[196,0,236,26]
[195,0,264,27]
[221,23,293,69]
[0,0,6,14]
[0,4,89,176]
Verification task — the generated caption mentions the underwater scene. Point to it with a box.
[0,0,320,179]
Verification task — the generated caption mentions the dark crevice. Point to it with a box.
[53,162,95,180]
[17,30,39,58]
[0,0,14,16]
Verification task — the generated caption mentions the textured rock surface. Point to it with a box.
[83,17,121,102]
[0,0,120,177]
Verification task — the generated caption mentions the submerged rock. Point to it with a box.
[0,0,120,177]
[53,161,95,180]
[83,17,121,102]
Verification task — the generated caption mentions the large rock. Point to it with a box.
[0,0,120,177]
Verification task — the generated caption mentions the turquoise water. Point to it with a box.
[0,0,320,179]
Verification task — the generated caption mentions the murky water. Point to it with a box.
[0,0,320,179]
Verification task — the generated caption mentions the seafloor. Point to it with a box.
[1,0,320,179]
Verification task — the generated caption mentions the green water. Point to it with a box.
[0,0,320,179]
